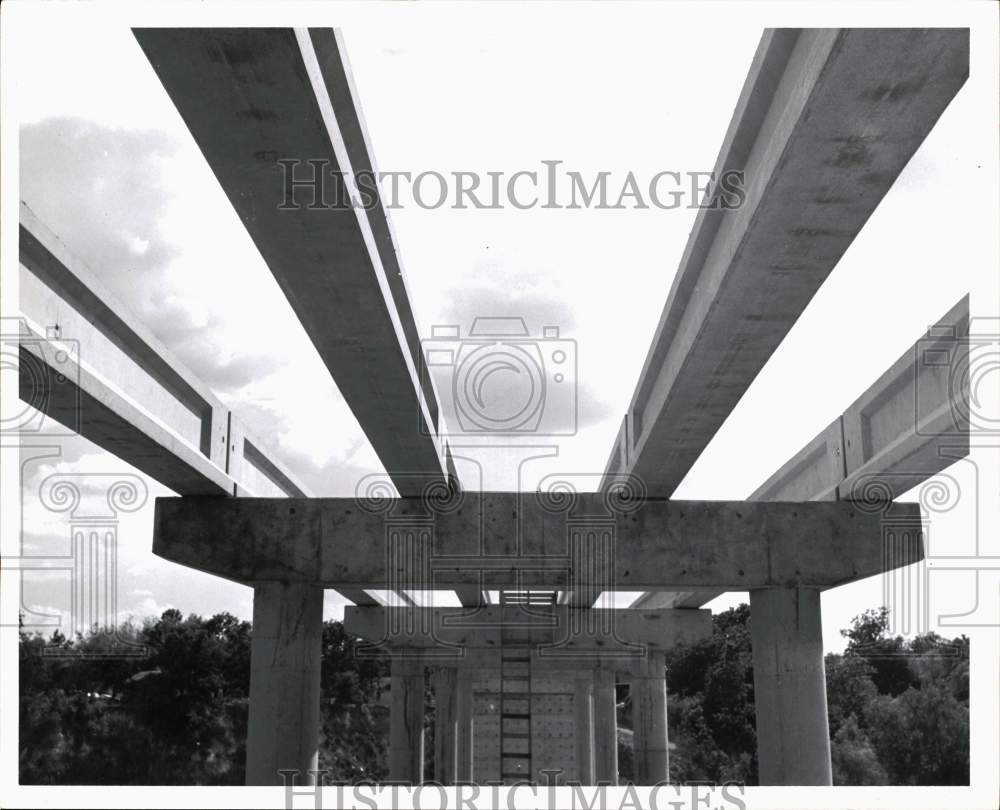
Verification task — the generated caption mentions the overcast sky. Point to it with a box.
[10,6,998,652]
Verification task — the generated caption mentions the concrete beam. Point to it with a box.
[839,296,971,501]
[20,202,222,458]
[606,28,968,496]
[343,606,712,651]
[655,295,969,610]
[756,296,970,504]
[134,27,447,496]
[19,204,373,608]
[17,321,235,496]
[360,647,666,672]
[604,30,967,614]
[153,494,920,590]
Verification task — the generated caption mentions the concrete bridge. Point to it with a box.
[18,26,969,787]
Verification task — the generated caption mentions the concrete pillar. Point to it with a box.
[750,587,832,785]
[593,668,619,785]
[456,668,475,782]
[389,657,425,784]
[432,668,458,784]
[245,582,323,786]
[631,651,668,785]
[574,672,595,784]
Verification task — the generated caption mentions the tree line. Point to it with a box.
[19,605,968,785]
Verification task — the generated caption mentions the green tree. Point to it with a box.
[317,621,389,782]
[19,605,970,787]
[20,612,390,785]
[824,652,878,737]
[841,608,918,696]
[869,685,969,785]
[831,715,887,785]
[663,604,757,784]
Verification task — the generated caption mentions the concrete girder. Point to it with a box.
[605,28,968,497]
[134,27,448,497]
[151,494,920,590]
[343,606,713,651]
[355,648,671,673]
[17,321,236,496]
[19,202,226,462]
[594,29,968,613]
[18,206,382,609]
[646,294,969,610]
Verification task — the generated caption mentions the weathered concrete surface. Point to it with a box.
[593,669,619,785]
[20,210,380,612]
[389,658,425,783]
[749,588,832,785]
[20,202,221,458]
[18,326,235,496]
[656,295,969,610]
[629,652,669,785]
[456,669,475,782]
[153,494,920,590]
[134,28,447,496]
[758,295,970,505]
[344,606,712,651]
[840,296,971,500]
[453,587,487,607]
[245,582,323,785]
[432,668,458,783]
[606,28,968,497]
[574,674,595,784]
[20,206,387,788]
[613,28,967,611]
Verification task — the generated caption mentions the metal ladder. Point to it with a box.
[498,590,558,784]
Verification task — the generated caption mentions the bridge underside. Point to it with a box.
[16,24,970,788]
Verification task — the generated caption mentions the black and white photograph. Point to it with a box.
[1,2,998,809]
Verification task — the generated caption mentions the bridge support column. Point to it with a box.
[456,668,475,782]
[433,668,458,784]
[750,587,832,785]
[593,668,618,785]
[574,672,595,784]
[389,657,426,784]
[631,651,668,785]
[245,582,323,786]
